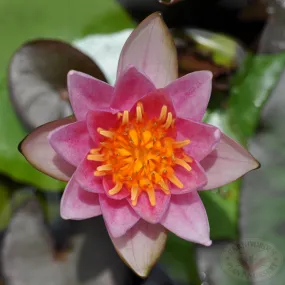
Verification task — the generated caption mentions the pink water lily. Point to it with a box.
[19,13,259,277]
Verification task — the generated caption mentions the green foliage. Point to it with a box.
[229,53,285,138]
[0,0,133,190]
[162,53,285,283]
[203,53,285,240]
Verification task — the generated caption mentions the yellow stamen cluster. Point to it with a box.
[87,102,193,206]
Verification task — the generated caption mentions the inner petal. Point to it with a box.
[86,102,194,206]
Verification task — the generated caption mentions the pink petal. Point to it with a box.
[117,13,178,88]
[200,133,260,190]
[103,176,130,200]
[111,67,155,111]
[86,110,118,144]
[61,175,101,220]
[164,71,212,121]
[109,220,167,277]
[176,118,221,161]
[68,70,114,121]
[161,191,211,246]
[73,158,104,194]
[170,160,208,194]
[48,121,92,167]
[20,117,75,181]
[99,194,139,238]
[129,191,170,224]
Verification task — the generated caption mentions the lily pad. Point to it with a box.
[162,52,285,284]
[9,40,106,130]
[229,53,285,138]
[202,53,285,241]
[0,0,133,190]
[239,63,285,284]
[0,182,11,232]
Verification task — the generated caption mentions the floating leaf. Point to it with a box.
[0,0,133,190]
[239,59,285,285]
[9,40,106,130]
[229,53,285,138]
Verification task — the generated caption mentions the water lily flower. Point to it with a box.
[19,12,259,277]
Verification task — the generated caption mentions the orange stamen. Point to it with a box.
[159,105,167,121]
[173,140,191,148]
[122,111,129,125]
[163,112,173,129]
[136,105,143,122]
[175,158,192,171]
[94,171,107,176]
[168,173,184,189]
[97,128,114,139]
[87,154,105,161]
[108,183,122,195]
[131,185,139,206]
[86,102,192,206]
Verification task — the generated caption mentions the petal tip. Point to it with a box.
[67,69,76,76]
[193,70,213,80]
[128,254,160,278]
[203,239,212,247]
[18,136,26,154]
[253,158,261,170]
[135,267,152,278]
[205,70,213,80]
[60,214,69,220]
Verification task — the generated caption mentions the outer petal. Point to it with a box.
[111,67,155,111]
[61,176,101,220]
[160,191,211,246]
[100,194,139,238]
[170,160,208,194]
[103,176,130,200]
[164,71,212,121]
[176,118,221,161]
[19,117,75,181]
[109,220,167,277]
[86,110,118,144]
[73,158,104,194]
[48,121,92,167]
[117,12,178,88]
[129,191,170,224]
[68,70,114,121]
[200,133,260,190]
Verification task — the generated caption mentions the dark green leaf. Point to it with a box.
[160,233,201,284]
[239,63,285,284]
[0,182,11,231]
[0,81,66,190]
[0,0,132,190]
[229,53,285,138]
[9,40,106,130]
[201,54,285,241]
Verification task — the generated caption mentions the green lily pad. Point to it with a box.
[160,233,201,284]
[0,0,132,190]
[229,53,285,138]
[0,182,11,232]
[201,53,285,241]
[0,177,36,231]
[0,81,66,190]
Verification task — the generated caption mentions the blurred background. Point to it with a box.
[1,0,285,284]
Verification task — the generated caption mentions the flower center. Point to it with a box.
[87,102,193,206]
